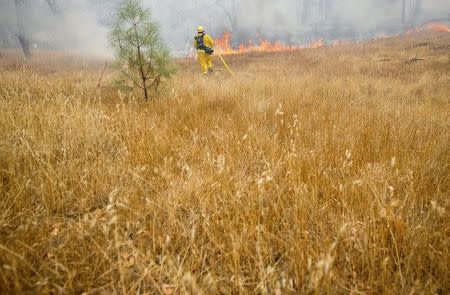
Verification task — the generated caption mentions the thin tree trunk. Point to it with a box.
[133,22,149,100]
[46,0,59,14]
[412,0,422,24]
[137,46,148,100]
[320,0,327,21]
[15,0,31,57]
[401,0,406,24]
[216,0,237,34]
[301,0,312,25]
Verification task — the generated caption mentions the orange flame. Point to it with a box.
[407,21,450,34]
[215,32,327,55]
[425,22,450,33]
[214,22,449,56]
[309,38,325,49]
[331,39,353,46]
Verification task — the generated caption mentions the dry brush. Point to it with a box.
[0,33,449,294]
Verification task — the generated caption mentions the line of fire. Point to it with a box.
[1,0,449,57]
[212,0,450,55]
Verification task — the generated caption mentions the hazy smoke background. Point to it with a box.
[0,0,449,56]
[0,0,109,56]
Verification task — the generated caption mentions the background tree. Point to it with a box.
[45,0,60,14]
[298,0,313,25]
[215,0,239,34]
[15,0,31,57]
[412,0,422,23]
[108,0,175,100]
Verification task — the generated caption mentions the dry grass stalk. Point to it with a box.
[0,32,449,294]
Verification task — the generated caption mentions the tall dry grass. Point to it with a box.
[0,33,449,294]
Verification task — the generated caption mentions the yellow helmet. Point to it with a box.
[197,25,205,33]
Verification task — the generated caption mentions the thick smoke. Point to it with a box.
[0,0,109,56]
[149,0,450,52]
[0,0,449,57]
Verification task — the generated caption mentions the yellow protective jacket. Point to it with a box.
[193,33,214,53]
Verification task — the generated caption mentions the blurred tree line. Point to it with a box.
[0,0,445,58]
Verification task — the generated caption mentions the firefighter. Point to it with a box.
[194,26,214,75]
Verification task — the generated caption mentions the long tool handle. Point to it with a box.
[216,49,236,77]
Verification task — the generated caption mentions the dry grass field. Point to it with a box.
[1,32,449,294]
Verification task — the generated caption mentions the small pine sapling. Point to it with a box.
[108,0,175,100]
